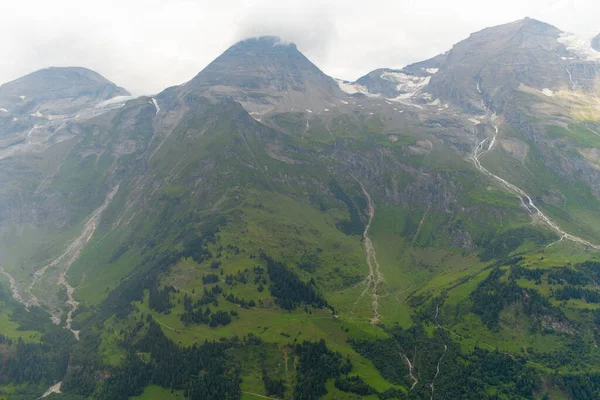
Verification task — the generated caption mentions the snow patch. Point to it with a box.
[425,67,439,74]
[151,98,160,115]
[30,111,46,118]
[380,71,430,99]
[0,108,7,113]
[324,108,329,112]
[305,109,313,113]
[468,118,481,125]
[19,95,25,100]
[387,96,423,109]
[95,95,136,109]
[339,99,348,105]
[541,88,555,97]
[558,31,600,61]
[335,79,379,97]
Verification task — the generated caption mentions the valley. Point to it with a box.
[1,17,600,400]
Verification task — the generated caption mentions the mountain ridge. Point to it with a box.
[0,66,129,111]
[1,17,600,400]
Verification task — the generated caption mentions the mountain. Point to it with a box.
[425,18,570,111]
[354,53,445,100]
[352,18,600,112]
[178,36,345,114]
[1,21,600,400]
[0,67,130,160]
[0,67,129,115]
[592,32,600,51]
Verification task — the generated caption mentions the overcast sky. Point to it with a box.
[1,0,599,95]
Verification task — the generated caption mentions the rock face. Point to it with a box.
[592,33,600,52]
[0,67,130,160]
[0,67,129,117]
[180,36,344,114]
[425,18,569,112]
[351,19,600,113]
[355,54,445,100]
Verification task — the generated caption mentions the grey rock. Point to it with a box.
[352,18,600,114]
[592,33,600,52]
[180,36,345,114]
[0,67,129,116]
[0,67,130,160]
[356,54,445,99]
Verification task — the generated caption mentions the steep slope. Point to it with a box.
[2,19,600,400]
[0,67,129,115]
[350,18,600,245]
[179,36,346,115]
[354,54,446,101]
[352,18,600,112]
[593,33,600,51]
[0,67,131,160]
[425,18,571,112]
[0,68,134,317]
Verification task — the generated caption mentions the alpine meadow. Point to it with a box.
[2,15,600,400]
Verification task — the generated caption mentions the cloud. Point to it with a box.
[233,0,338,66]
[0,0,598,94]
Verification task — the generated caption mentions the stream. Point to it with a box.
[472,123,600,251]
[353,176,386,324]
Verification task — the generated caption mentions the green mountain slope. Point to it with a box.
[1,20,600,400]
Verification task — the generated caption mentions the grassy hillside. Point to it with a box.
[1,92,600,400]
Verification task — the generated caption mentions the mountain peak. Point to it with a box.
[0,66,129,126]
[186,35,315,90]
[415,17,572,112]
[0,66,129,109]
[2,67,128,96]
[233,35,298,50]
[181,35,342,114]
[465,17,562,48]
[511,17,559,30]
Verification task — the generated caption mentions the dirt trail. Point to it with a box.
[241,391,280,400]
[29,185,119,338]
[429,344,447,400]
[39,381,62,398]
[403,351,418,390]
[472,123,600,251]
[283,347,290,380]
[352,176,386,324]
[412,205,429,246]
[0,265,27,305]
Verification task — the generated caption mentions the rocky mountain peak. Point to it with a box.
[343,18,575,112]
[180,36,343,114]
[0,67,130,160]
[0,66,129,116]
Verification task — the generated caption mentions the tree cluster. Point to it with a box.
[261,252,328,310]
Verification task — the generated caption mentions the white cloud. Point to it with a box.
[0,0,598,95]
